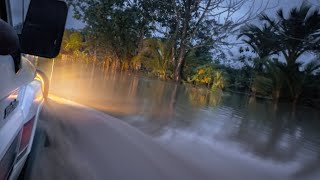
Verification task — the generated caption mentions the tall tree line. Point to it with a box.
[62,1,320,106]
[68,0,265,81]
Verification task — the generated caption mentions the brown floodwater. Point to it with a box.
[34,58,320,180]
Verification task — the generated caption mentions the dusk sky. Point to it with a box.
[7,0,320,64]
[9,0,320,29]
[64,0,320,29]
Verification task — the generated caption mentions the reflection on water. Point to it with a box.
[37,59,320,179]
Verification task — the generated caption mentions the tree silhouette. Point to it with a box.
[260,2,320,66]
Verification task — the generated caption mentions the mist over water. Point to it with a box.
[36,58,320,180]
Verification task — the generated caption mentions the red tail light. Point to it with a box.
[19,116,35,153]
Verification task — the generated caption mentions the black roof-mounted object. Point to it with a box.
[20,0,68,58]
[0,19,21,72]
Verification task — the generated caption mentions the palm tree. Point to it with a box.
[286,59,320,104]
[132,39,173,79]
[251,60,287,101]
[238,23,280,85]
[260,2,320,66]
[267,60,288,100]
[238,24,279,61]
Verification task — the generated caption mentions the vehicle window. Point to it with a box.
[0,0,7,20]
[7,0,30,32]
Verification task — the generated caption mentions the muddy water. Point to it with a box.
[35,59,320,179]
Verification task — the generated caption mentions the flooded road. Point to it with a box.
[28,98,215,180]
[31,59,320,179]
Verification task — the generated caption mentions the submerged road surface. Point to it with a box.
[27,60,320,180]
[27,97,213,180]
[25,96,314,180]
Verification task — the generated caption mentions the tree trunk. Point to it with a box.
[168,83,178,118]
[137,25,145,55]
[174,45,186,82]
[293,94,299,105]
[171,46,176,67]
[286,52,299,72]
[94,47,97,62]
[90,60,96,86]
[49,58,55,88]
[174,0,190,82]
[273,89,280,103]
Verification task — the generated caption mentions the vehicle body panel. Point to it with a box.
[1,0,67,178]
[0,56,44,180]
[0,55,35,100]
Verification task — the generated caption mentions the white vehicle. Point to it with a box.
[0,0,67,179]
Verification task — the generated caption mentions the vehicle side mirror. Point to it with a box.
[20,0,68,58]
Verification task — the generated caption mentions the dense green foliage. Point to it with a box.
[59,1,320,106]
[68,0,251,81]
[239,2,320,105]
[132,39,173,78]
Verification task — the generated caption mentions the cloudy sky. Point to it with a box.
[9,0,320,29]
[64,0,320,29]
[8,0,320,63]
[66,6,85,29]
[262,0,320,17]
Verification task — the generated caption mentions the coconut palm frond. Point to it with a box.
[304,59,320,74]
[238,23,280,59]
